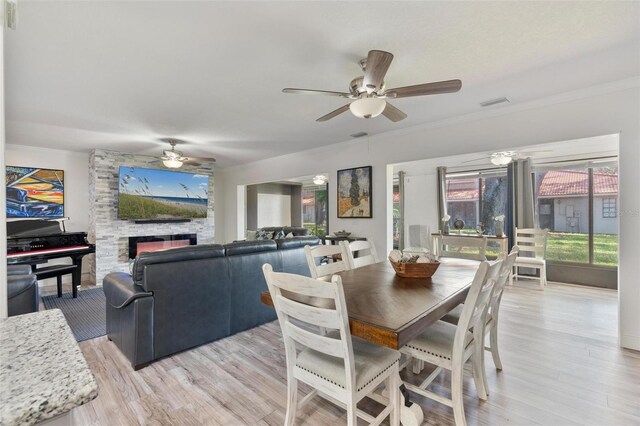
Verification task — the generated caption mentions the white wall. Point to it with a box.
[216,79,640,350]
[257,193,291,228]
[5,144,90,286]
[402,173,439,246]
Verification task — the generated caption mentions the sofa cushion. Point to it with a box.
[256,230,273,240]
[283,227,309,236]
[132,244,225,285]
[224,239,277,256]
[276,236,321,250]
[274,230,286,239]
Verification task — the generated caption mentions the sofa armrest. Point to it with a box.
[8,274,39,316]
[7,265,33,276]
[103,272,152,309]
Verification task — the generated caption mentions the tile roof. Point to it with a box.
[537,170,618,197]
[447,178,482,201]
[444,170,618,201]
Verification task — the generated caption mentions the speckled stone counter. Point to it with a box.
[0,309,98,425]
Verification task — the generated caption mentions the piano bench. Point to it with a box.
[34,265,79,297]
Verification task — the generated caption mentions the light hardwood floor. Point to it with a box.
[51,280,640,425]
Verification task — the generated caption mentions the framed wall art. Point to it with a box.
[6,166,65,218]
[337,165,372,218]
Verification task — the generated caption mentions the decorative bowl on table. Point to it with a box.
[333,231,351,237]
[389,259,440,278]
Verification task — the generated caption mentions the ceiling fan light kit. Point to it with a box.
[349,97,386,119]
[312,175,327,185]
[162,158,183,168]
[153,139,216,169]
[490,152,514,166]
[282,49,462,122]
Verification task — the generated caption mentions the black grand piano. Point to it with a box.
[7,219,95,298]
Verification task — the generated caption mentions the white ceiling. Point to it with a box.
[5,1,640,168]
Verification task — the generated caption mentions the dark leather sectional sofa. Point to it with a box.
[103,236,320,370]
[7,264,39,317]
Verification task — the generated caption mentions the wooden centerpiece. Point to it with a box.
[390,259,440,278]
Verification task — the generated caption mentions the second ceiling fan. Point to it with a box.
[283,50,462,122]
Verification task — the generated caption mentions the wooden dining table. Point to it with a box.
[260,258,481,350]
[260,257,482,425]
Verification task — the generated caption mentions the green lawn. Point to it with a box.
[546,232,618,266]
[118,193,206,219]
[441,230,618,266]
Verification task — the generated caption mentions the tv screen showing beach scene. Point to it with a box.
[118,166,209,219]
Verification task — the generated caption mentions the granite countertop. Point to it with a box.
[0,309,98,426]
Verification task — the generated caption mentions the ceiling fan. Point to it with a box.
[152,139,216,169]
[282,49,462,122]
[462,150,552,166]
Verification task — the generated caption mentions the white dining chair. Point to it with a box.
[400,260,497,426]
[304,243,351,279]
[262,264,401,426]
[510,228,548,289]
[344,238,378,269]
[442,247,519,376]
[439,235,488,261]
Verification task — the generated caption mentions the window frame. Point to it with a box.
[602,197,617,218]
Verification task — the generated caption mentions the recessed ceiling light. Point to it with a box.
[350,132,368,138]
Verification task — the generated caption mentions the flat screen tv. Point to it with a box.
[118,166,209,220]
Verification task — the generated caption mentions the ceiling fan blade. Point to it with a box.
[461,157,490,164]
[316,104,350,122]
[185,156,216,163]
[363,50,393,91]
[386,79,462,98]
[182,160,203,167]
[283,88,351,98]
[381,102,407,122]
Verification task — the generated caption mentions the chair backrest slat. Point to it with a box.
[284,321,345,358]
[276,294,342,329]
[453,261,497,354]
[271,271,337,298]
[440,235,488,261]
[305,244,350,279]
[346,238,378,269]
[515,228,548,259]
[263,263,357,392]
[488,247,519,320]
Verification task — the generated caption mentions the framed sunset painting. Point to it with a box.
[337,166,372,218]
[6,166,65,218]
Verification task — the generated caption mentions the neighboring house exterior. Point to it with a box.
[446,178,482,230]
[536,170,618,235]
[445,170,618,235]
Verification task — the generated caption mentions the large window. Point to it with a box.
[302,184,328,237]
[393,182,400,249]
[445,169,508,258]
[445,169,508,236]
[534,162,618,267]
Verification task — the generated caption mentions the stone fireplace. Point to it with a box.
[88,149,214,284]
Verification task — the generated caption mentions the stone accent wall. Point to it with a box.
[89,149,214,285]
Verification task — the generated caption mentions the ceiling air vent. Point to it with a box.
[480,97,510,107]
[350,132,368,138]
